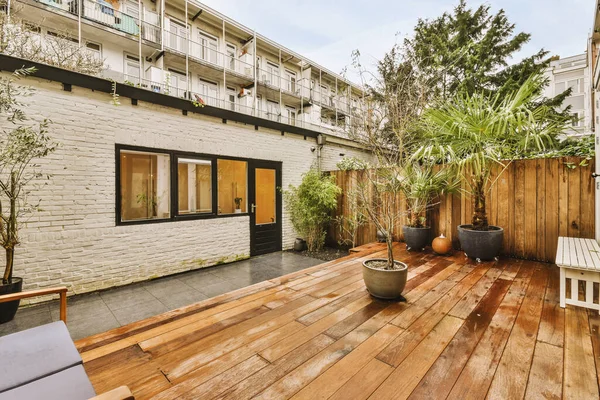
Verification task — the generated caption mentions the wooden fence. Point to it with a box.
[327,157,595,263]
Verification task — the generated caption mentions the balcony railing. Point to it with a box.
[34,0,161,45]
[166,32,254,79]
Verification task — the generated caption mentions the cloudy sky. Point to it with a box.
[201,0,593,83]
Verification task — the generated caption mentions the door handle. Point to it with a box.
[251,203,257,213]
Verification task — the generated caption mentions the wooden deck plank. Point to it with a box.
[486,263,549,399]
[445,263,534,399]
[79,243,600,400]
[564,306,600,400]
[524,341,563,400]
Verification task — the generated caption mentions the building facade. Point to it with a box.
[0,0,370,298]
[543,53,591,136]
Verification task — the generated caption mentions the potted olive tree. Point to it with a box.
[415,74,568,260]
[0,68,57,323]
[400,163,458,251]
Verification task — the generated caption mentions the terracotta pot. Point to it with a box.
[432,234,452,255]
[362,259,408,300]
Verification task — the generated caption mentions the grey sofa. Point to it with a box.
[0,321,98,400]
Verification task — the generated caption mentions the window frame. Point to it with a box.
[116,144,274,226]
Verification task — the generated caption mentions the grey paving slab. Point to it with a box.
[111,298,169,326]
[0,251,323,339]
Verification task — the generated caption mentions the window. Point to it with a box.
[284,106,296,126]
[177,158,212,215]
[124,54,140,84]
[217,159,247,214]
[267,100,280,121]
[168,18,188,53]
[265,61,279,86]
[226,43,236,70]
[227,87,237,111]
[119,150,171,222]
[85,41,102,62]
[167,69,187,97]
[571,112,583,127]
[284,70,296,92]
[198,31,218,64]
[197,79,219,106]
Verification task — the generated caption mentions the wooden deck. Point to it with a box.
[76,243,600,399]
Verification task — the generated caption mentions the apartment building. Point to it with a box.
[543,53,591,136]
[0,0,370,296]
[7,0,365,134]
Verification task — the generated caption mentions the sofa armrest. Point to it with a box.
[0,286,68,322]
[89,386,134,400]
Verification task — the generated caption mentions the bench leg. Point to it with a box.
[560,267,566,308]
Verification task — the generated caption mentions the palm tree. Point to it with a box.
[414,73,569,231]
[400,163,459,228]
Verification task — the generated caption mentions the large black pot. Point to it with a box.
[458,225,504,261]
[0,277,23,324]
[402,226,431,251]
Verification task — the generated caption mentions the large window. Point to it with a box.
[178,158,212,215]
[117,146,255,224]
[120,150,171,222]
[218,159,247,214]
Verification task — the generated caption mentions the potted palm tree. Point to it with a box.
[415,74,568,260]
[0,68,57,323]
[400,163,458,251]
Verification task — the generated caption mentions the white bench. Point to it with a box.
[556,236,600,313]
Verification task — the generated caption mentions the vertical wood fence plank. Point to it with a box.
[580,161,595,239]
[545,159,560,262]
[558,158,570,238]
[567,157,581,239]
[497,162,511,256]
[524,159,538,260]
[536,158,547,261]
[514,161,526,258]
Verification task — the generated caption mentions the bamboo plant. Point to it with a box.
[414,73,570,231]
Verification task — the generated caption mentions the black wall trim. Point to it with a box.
[0,54,322,139]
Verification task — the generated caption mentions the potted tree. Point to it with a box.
[0,68,57,323]
[356,166,409,299]
[400,163,458,251]
[415,74,569,260]
[234,197,243,213]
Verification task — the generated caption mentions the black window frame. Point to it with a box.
[116,144,257,226]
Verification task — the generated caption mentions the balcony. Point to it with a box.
[164,32,254,84]
[33,0,161,46]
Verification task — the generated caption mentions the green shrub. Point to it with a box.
[284,169,341,251]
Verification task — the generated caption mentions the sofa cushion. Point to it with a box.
[0,321,82,393]
[0,365,96,400]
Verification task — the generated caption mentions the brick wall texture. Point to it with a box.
[0,73,369,299]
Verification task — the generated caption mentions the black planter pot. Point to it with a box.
[402,226,431,251]
[457,225,504,261]
[0,277,23,324]
[293,238,307,252]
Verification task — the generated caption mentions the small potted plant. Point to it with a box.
[400,163,458,251]
[0,68,57,323]
[234,197,243,213]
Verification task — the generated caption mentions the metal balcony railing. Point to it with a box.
[34,0,161,45]
[166,32,254,79]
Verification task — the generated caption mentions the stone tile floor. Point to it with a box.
[0,251,322,340]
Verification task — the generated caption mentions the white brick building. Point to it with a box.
[0,0,370,297]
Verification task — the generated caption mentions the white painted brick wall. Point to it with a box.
[0,73,369,299]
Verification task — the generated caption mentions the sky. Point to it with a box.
[200,0,593,84]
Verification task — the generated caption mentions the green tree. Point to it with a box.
[283,169,341,252]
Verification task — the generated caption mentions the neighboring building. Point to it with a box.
[543,53,591,136]
[590,1,600,242]
[0,0,370,297]
[6,0,366,137]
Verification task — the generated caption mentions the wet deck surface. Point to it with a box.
[76,243,600,399]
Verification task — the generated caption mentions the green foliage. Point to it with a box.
[415,73,570,230]
[336,156,368,171]
[0,68,58,284]
[536,135,595,168]
[284,169,341,252]
[400,164,459,228]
